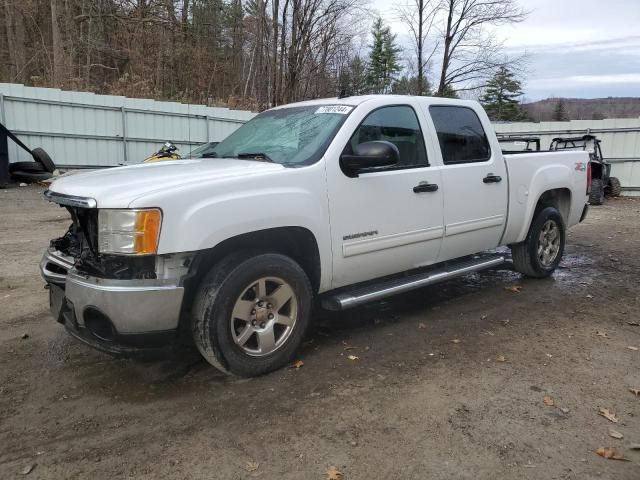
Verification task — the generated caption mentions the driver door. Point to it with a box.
[325,103,445,289]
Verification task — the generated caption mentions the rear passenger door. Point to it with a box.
[428,105,508,261]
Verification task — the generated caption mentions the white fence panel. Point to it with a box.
[0,83,255,168]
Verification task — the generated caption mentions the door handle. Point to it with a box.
[413,182,439,193]
[483,174,502,183]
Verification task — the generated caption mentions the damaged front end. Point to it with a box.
[41,191,190,354]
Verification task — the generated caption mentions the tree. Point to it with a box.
[367,18,401,94]
[392,74,431,95]
[552,99,570,121]
[436,0,527,96]
[480,66,526,121]
[395,0,439,96]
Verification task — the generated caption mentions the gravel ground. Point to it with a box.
[0,184,639,480]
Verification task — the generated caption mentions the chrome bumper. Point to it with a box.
[40,248,184,335]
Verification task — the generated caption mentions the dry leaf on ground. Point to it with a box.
[627,346,639,351]
[326,465,343,480]
[452,338,461,344]
[629,388,640,396]
[595,447,628,461]
[598,407,619,423]
[595,331,609,338]
[504,286,523,293]
[418,322,427,329]
[245,461,259,472]
[496,355,506,362]
[290,360,304,369]
[347,355,359,361]
[543,396,555,407]
[608,429,624,439]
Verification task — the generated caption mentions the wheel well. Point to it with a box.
[188,226,321,293]
[590,161,603,180]
[534,188,571,224]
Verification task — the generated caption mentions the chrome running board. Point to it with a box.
[321,254,506,311]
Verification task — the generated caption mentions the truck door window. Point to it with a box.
[429,106,490,164]
[346,105,429,168]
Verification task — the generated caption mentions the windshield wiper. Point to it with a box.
[236,152,273,162]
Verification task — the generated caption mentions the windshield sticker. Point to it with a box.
[315,105,353,114]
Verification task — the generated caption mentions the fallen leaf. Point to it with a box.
[586,294,594,299]
[496,355,506,363]
[20,464,35,475]
[629,388,640,396]
[595,447,629,461]
[627,346,639,351]
[347,355,359,361]
[21,333,30,340]
[598,407,619,423]
[418,322,427,329]
[326,465,343,480]
[595,331,609,338]
[290,360,304,369]
[245,461,259,472]
[452,338,461,344]
[543,396,555,407]
[608,429,624,439]
[504,285,523,293]
[560,407,570,414]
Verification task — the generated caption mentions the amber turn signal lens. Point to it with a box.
[134,209,162,255]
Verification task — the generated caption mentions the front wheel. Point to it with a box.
[511,207,566,278]
[589,178,605,205]
[192,252,313,377]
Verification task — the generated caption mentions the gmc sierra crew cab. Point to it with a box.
[40,95,590,377]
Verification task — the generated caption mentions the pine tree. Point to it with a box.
[367,18,401,94]
[552,99,570,121]
[480,67,527,121]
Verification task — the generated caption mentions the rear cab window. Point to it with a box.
[429,106,491,165]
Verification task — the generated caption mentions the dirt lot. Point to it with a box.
[0,184,639,480]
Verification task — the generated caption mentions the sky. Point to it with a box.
[371,0,640,100]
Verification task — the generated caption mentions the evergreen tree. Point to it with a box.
[480,67,527,121]
[437,84,459,98]
[391,75,432,95]
[367,18,401,94]
[552,99,570,121]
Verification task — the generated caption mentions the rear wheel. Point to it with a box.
[511,207,566,278]
[607,177,622,197]
[192,252,313,377]
[589,178,605,205]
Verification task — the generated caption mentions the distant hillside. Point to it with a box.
[523,97,640,122]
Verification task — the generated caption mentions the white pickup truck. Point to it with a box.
[41,95,590,376]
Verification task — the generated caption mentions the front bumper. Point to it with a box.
[40,248,185,353]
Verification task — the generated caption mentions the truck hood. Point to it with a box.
[48,158,284,208]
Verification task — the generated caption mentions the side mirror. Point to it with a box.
[340,141,399,177]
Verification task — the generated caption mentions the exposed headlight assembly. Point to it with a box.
[98,209,162,255]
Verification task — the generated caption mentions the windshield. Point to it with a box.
[189,141,219,158]
[209,105,353,165]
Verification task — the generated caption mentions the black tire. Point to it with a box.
[511,206,566,278]
[11,170,53,183]
[31,147,56,173]
[9,161,47,174]
[607,177,622,197]
[192,252,313,377]
[589,178,604,205]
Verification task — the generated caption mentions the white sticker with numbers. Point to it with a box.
[315,105,353,114]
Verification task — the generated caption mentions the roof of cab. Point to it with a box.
[270,94,479,110]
